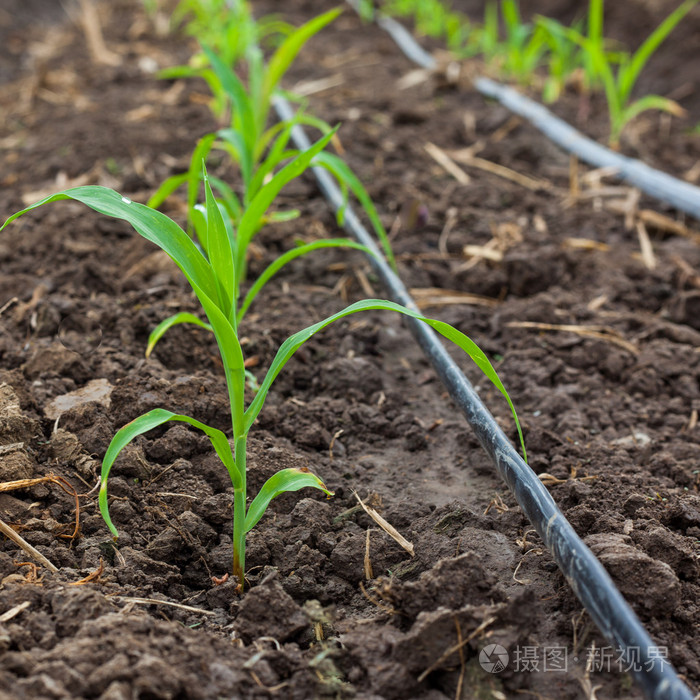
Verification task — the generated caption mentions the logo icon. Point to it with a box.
[479,644,509,673]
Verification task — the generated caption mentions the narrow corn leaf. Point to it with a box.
[235,128,337,275]
[99,409,238,536]
[157,65,201,80]
[187,134,217,227]
[244,467,333,533]
[254,120,291,166]
[0,187,218,303]
[253,106,334,170]
[290,112,336,135]
[619,0,698,102]
[237,238,376,322]
[191,204,208,251]
[619,95,686,132]
[584,40,621,121]
[262,9,342,108]
[217,128,254,191]
[243,299,526,461]
[248,121,297,198]
[208,175,243,222]
[312,151,396,271]
[265,209,300,223]
[247,45,265,121]
[588,0,603,46]
[502,0,522,39]
[482,2,500,60]
[203,165,235,319]
[203,46,257,154]
[145,312,212,358]
[0,187,246,434]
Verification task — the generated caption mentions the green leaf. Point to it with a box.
[208,175,243,223]
[264,209,301,223]
[237,238,376,322]
[482,2,500,60]
[618,0,698,103]
[588,0,603,46]
[235,127,338,278]
[247,120,297,199]
[217,128,254,192]
[99,409,238,537]
[203,164,236,320]
[203,45,257,155]
[502,0,522,38]
[247,44,265,125]
[1,187,218,304]
[187,134,217,230]
[243,299,526,461]
[145,312,212,358]
[262,8,342,109]
[312,151,396,271]
[157,65,201,80]
[615,94,686,143]
[244,467,333,532]
[0,186,246,437]
[191,204,208,252]
[254,120,291,166]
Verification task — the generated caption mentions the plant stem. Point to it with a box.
[232,434,247,589]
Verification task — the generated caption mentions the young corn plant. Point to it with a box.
[162,0,292,114]
[483,0,549,85]
[145,137,389,371]
[535,15,586,103]
[540,0,698,147]
[146,9,395,357]
[537,0,616,95]
[150,42,392,263]
[1,186,525,590]
[145,133,382,370]
[381,0,549,81]
[382,0,483,58]
[151,8,343,220]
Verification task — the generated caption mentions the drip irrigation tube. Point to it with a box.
[373,9,700,222]
[274,76,695,700]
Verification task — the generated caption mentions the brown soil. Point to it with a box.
[0,1,699,699]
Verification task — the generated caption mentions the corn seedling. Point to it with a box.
[540,0,698,146]
[381,0,481,58]
[164,0,291,105]
[484,0,549,85]
[152,8,342,216]
[154,2,393,263]
[147,7,395,359]
[145,135,382,370]
[2,187,525,590]
[535,15,586,103]
[151,43,392,258]
[382,0,550,82]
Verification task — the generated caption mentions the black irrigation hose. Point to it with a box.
[274,38,695,700]
[374,8,700,222]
